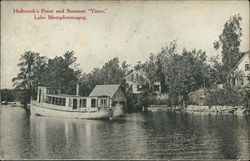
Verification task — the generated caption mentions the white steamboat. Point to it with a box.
[31,85,127,119]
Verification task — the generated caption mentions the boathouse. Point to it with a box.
[89,84,127,110]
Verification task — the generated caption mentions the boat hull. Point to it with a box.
[31,103,112,119]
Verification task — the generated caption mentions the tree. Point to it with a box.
[79,57,127,96]
[121,61,130,74]
[214,14,243,79]
[208,55,224,85]
[166,49,210,105]
[44,51,81,95]
[143,40,178,92]
[100,57,125,84]
[13,50,82,104]
[12,51,47,99]
[79,68,103,96]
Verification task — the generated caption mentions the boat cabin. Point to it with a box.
[89,84,127,111]
[36,86,112,112]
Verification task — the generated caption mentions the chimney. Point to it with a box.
[76,83,79,96]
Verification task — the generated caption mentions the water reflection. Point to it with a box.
[0,106,249,159]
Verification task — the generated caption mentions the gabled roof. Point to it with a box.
[89,84,120,97]
[124,69,150,81]
[226,51,250,77]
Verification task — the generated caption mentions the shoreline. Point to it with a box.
[146,104,250,115]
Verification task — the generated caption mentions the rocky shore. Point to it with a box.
[146,104,249,115]
[186,105,249,115]
[145,105,183,112]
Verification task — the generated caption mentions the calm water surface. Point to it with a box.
[0,105,249,159]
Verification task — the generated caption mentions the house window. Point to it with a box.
[112,101,118,106]
[131,74,134,81]
[154,85,160,92]
[136,74,139,80]
[232,78,236,86]
[119,101,125,105]
[91,99,96,107]
[80,99,86,107]
[245,64,250,71]
[137,85,142,91]
[100,98,107,107]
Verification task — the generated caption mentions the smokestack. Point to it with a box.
[76,83,79,96]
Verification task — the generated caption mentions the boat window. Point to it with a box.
[80,99,86,107]
[57,98,60,105]
[52,97,55,104]
[45,96,66,106]
[55,97,58,105]
[46,96,49,103]
[61,98,66,106]
[91,99,96,107]
[58,98,61,105]
[73,99,77,109]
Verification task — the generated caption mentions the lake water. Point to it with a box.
[0,105,249,159]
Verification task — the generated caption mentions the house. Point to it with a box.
[124,70,150,93]
[124,70,161,93]
[227,51,250,87]
[89,84,127,110]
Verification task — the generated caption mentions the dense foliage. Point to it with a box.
[79,58,127,96]
[12,51,80,101]
[142,41,213,106]
[43,51,81,94]
[205,86,246,107]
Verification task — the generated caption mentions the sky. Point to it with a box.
[1,1,249,89]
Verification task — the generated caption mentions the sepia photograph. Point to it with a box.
[0,0,249,160]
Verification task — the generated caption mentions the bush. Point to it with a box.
[205,87,246,107]
[126,91,149,112]
[125,90,172,112]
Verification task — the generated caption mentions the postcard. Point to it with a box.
[1,1,249,160]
